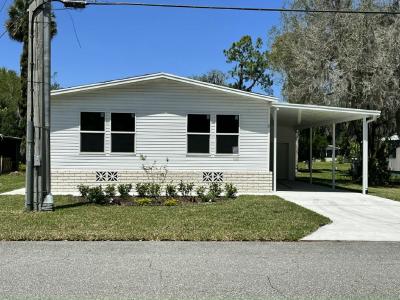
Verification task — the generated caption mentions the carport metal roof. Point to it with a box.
[272,102,381,129]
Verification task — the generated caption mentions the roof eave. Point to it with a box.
[273,102,381,116]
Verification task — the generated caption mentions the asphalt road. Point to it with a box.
[1,242,400,300]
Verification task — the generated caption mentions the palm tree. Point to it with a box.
[5,0,57,144]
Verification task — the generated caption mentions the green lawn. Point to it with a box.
[297,161,400,201]
[0,195,330,241]
[0,172,25,193]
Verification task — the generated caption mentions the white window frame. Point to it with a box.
[216,114,240,155]
[186,113,211,155]
[80,112,106,154]
[110,112,136,154]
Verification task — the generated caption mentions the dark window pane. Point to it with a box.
[187,134,209,153]
[217,135,239,154]
[81,133,104,152]
[187,114,210,133]
[112,134,135,153]
[217,115,239,133]
[81,112,104,131]
[111,113,135,132]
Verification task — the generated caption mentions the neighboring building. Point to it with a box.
[325,145,340,162]
[0,134,21,174]
[387,135,400,172]
[50,73,380,194]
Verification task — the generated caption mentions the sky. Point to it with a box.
[0,0,285,97]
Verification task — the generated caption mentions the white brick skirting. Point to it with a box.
[51,170,273,195]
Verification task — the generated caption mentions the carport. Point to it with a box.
[270,103,381,194]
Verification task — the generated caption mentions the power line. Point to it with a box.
[78,1,400,15]
[0,0,8,13]
[0,29,6,39]
[66,10,82,48]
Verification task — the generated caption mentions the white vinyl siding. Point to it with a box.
[51,78,271,171]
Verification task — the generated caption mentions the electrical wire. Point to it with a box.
[81,1,400,15]
[0,29,7,39]
[0,0,8,13]
[66,10,82,48]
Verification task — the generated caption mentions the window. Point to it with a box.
[80,112,105,152]
[111,113,135,153]
[216,115,239,154]
[187,114,210,154]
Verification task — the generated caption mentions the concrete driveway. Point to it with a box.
[277,182,400,241]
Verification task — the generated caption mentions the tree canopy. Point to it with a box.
[0,68,22,137]
[224,35,273,94]
[191,70,228,86]
[193,36,273,94]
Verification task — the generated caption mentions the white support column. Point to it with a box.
[310,127,313,184]
[273,108,278,192]
[362,117,368,194]
[332,123,336,189]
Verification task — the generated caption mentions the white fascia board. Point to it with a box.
[296,115,376,130]
[273,102,381,116]
[51,72,278,103]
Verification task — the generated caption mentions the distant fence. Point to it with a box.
[0,156,13,174]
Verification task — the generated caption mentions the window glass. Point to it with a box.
[217,135,239,154]
[81,112,104,131]
[217,115,239,133]
[187,135,210,154]
[80,133,104,152]
[111,113,135,132]
[187,114,210,133]
[112,133,135,153]
[187,114,210,154]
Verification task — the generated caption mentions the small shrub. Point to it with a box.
[135,198,152,206]
[337,155,344,164]
[224,183,238,199]
[164,199,178,206]
[87,186,106,204]
[118,184,132,199]
[178,180,194,197]
[77,184,90,198]
[104,184,116,198]
[136,183,150,197]
[18,163,26,172]
[195,186,208,202]
[148,183,162,198]
[165,184,177,198]
[207,182,222,201]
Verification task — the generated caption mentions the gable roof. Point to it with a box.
[51,72,278,103]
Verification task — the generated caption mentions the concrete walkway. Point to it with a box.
[277,182,400,241]
[1,187,25,195]
[0,187,78,196]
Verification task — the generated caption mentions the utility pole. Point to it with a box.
[26,0,52,211]
[26,0,86,211]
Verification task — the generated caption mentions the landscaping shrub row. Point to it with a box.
[77,181,238,206]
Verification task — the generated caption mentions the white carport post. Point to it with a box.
[332,123,336,189]
[309,128,313,184]
[362,117,368,194]
[273,108,278,192]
